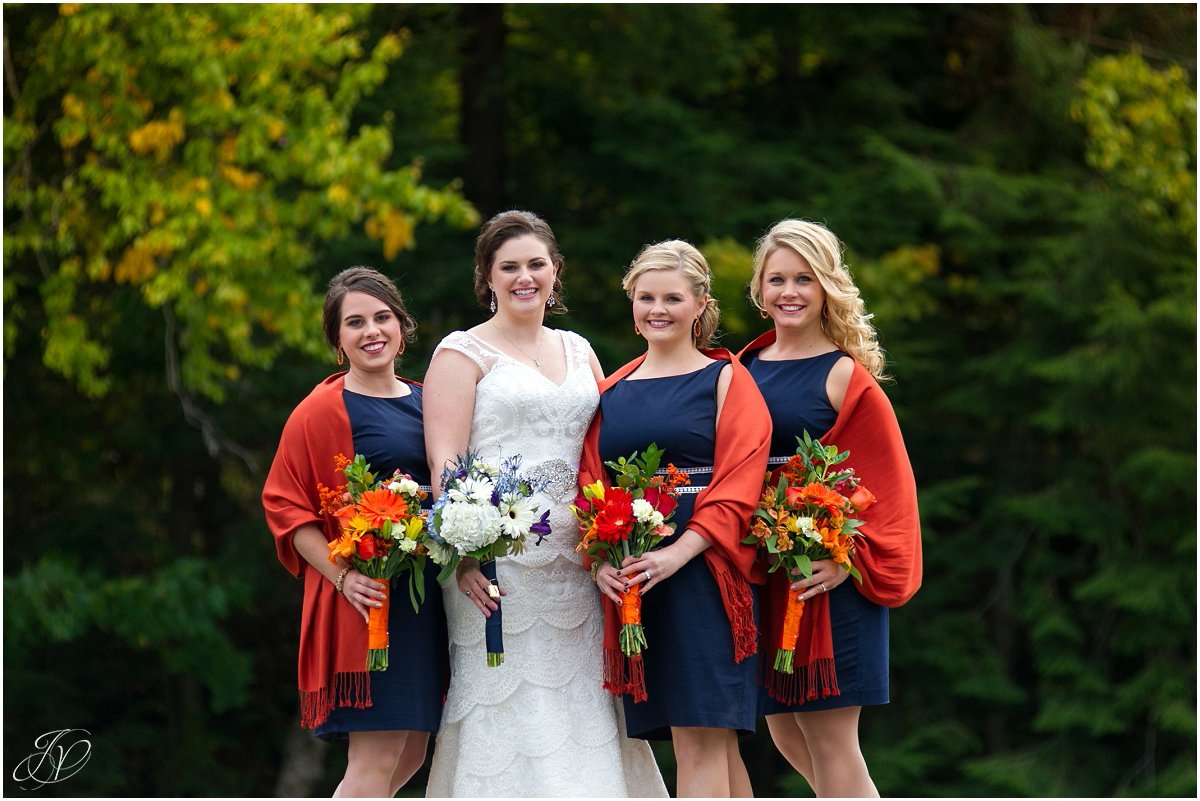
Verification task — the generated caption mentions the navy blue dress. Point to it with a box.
[744,349,889,713]
[598,360,759,740]
[315,386,449,741]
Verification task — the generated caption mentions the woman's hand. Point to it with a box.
[619,543,691,596]
[595,562,626,605]
[456,557,504,617]
[341,570,387,623]
[790,558,850,602]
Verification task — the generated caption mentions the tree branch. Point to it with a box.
[163,305,261,475]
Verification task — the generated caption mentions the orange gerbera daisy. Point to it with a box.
[357,488,409,527]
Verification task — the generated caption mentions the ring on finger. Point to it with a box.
[642,570,652,582]
[819,582,827,593]
[464,589,472,596]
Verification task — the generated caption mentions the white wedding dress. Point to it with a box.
[424,329,667,798]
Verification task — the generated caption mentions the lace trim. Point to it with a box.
[435,328,591,379]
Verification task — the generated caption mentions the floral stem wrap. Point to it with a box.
[618,586,647,656]
[367,580,390,671]
[774,592,805,673]
[481,559,504,667]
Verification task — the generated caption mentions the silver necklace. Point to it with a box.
[492,322,543,368]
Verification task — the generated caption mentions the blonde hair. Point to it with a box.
[622,240,719,347]
[750,219,888,380]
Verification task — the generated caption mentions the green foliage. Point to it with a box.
[4,3,1195,797]
[4,3,477,402]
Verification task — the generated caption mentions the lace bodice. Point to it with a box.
[434,328,598,472]
[425,328,666,798]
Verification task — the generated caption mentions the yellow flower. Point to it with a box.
[404,516,424,540]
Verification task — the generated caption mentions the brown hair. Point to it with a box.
[622,240,720,348]
[472,209,567,315]
[322,266,417,354]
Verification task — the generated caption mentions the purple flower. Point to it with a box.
[530,510,552,545]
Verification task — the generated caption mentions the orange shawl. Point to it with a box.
[261,372,420,728]
[578,348,771,701]
[739,330,922,704]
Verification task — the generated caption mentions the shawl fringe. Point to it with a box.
[707,554,758,662]
[602,648,648,703]
[299,669,372,729]
[762,656,840,705]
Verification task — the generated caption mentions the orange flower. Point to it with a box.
[789,482,845,512]
[849,485,876,512]
[317,482,348,516]
[357,488,409,527]
[663,463,692,490]
[333,453,351,472]
[327,531,360,563]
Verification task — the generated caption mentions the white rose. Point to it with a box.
[389,478,419,496]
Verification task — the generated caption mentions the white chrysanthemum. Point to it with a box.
[498,494,536,540]
[396,536,418,553]
[440,500,503,554]
[632,499,655,523]
[388,478,420,496]
[448,476,494,505]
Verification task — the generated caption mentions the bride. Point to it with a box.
[422,210,667,797]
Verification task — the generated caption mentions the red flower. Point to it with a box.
[356,535,378,560]
[642,484,678,518]
[594,487,635,544]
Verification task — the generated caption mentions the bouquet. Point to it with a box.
[428,451,551,666]
[572,443,689,657]
[744,431,875,674]
[321,454,447,671]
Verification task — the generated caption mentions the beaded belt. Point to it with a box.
[766,456,791,467]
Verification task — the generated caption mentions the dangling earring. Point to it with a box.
[693,318,702,339]
[758,308,769,319]
[546,293,556,309]
[337,347,345,366]
[634,324,641,337]
[489,291,497,314]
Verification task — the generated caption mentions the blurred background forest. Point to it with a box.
[3,3,1195,797]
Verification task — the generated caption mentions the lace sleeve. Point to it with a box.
[558,329,596,374]
[432,331,499,375]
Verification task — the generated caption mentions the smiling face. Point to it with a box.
[760,247,827,333]
[631,268,707,348]
[337,291,403,376]
[488,234,557,316]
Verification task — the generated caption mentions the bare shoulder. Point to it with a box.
[826,355,855,412]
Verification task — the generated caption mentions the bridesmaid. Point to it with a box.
[263,267,448,797]
[738,220,921,797]
[578,240,771,797]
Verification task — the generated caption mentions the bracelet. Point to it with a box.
[334,565,352,594]
[589,562,601,583]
